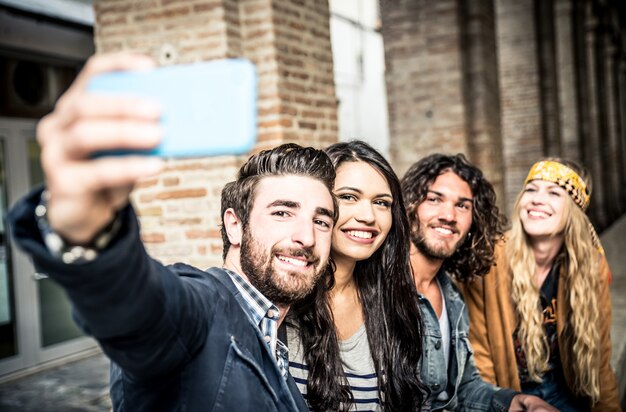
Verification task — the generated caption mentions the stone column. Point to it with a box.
[603,35,622,220]
[619,59,626,206]
[380,0,469,177]
[536,0,561,156]
[380,0,507,207]
[495,0,543,213]
[555,0,581,162]
[581,5,607,227]
[459,0,505,208]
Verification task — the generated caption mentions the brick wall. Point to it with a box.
[459,0,504,206]
[252,0,338,150]
[555,0,581,162]
[620,61,626,203]
[380,0,468,178]
[494,0,543,212]
[602,30,622,221]
[380,0,505,206]
[381,0,626,224]
[93,0,338,267]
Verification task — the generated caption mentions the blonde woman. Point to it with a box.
[461,158,620,411]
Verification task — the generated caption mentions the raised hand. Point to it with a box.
[38,53,164,245]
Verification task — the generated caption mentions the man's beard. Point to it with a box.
[410,223,463,260]
[240,228,326,306]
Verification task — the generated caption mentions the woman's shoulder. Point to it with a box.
[284,322,306,364]
[596,251,612,285]
[491,233,510,274]
[459,235,510,297]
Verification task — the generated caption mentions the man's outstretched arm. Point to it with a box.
[8,53,212,380]
[38,52,163,244]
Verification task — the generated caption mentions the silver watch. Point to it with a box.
[35,190,122,264]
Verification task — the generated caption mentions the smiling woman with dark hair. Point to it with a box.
[286,140,427,411]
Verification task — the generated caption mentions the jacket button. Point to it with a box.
[432,383,440,391]
[435,340,442,350]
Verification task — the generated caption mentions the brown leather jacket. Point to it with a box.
[459,239,621,412]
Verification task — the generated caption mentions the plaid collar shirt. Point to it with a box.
[223,268,289,379]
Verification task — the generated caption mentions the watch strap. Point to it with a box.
[35,190,122,264]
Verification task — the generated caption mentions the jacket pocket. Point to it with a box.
[455,335,474,378]
[211,336,280,412]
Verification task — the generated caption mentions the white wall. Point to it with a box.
[330,0,390,158]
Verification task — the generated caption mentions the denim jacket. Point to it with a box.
[419,270,516,411]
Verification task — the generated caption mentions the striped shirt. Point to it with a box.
[224,268,289,379]
[287,324,382,411]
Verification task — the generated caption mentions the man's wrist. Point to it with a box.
[491,388,518,412]
[35,190,122,264]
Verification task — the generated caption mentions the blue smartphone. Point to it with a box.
[87,58,257,158]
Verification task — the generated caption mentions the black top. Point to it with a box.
[513,259,561,386]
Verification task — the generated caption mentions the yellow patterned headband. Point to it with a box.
[524,160,590,210]
[524,160,605,257]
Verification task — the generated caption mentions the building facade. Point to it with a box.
[2,0,625,385]
[1,0,342,380]
[381,0,626,228]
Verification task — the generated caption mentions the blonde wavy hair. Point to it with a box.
[507,158,600,402]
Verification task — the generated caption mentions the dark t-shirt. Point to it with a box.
[513,260,561,386]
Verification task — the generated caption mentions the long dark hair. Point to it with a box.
[401,153,506,282]
[291,140,426,411]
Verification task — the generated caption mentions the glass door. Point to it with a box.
[0,118,97,379]
[0,139,17,363]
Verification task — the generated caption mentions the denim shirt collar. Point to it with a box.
[222,268,289,379]
[415,269,465,335]
[435,269,466,334]
[419,269,473,411]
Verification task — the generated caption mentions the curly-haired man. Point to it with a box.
[402,154,555,412]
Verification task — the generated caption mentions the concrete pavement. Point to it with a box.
[0,351,110,411]
[0,214,625,411]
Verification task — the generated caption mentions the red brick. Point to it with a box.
[155,188,207,200]
[142,233,166,243]
[135,177,158,188]
[185,229,221,239]
[162,176,180,187]
[137,206,163,216]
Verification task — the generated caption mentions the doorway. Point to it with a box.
[0,118,97,380]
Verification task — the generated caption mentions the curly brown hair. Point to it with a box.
[401,153,506,282]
